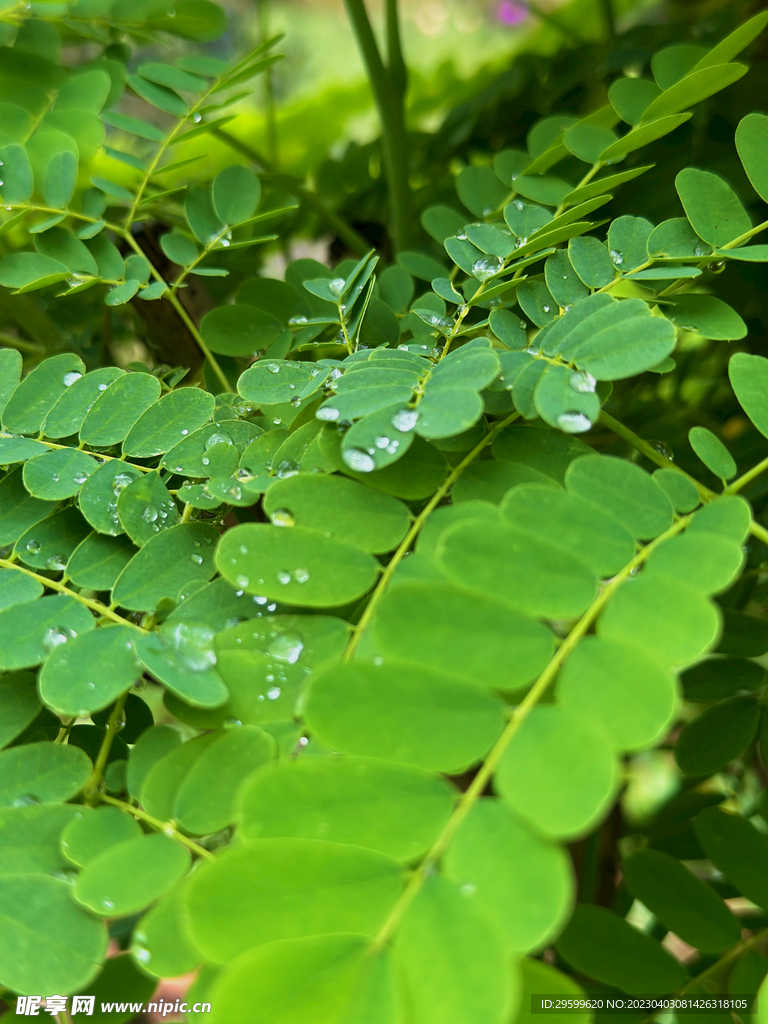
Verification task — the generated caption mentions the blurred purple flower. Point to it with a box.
[496,1,528,26]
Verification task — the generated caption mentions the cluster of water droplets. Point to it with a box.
[42,625,78,654]
[472,255,503,282]
[610,249,623,266]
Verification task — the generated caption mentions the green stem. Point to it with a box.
[598,411,716,501]
[641,927,768,1022]
[372,514,689,949]
[726,454,768,495]
[0,331,44,355]
[257,0,279,168]
[343,0,412,252]
[0,558,144,628]
[598,0,616,40]
[0,432,153,474]
[720,217,768,251]
[83,692,129,802]
[121,232,234,393]
[210,129,370,256]
[98,794,215,860]
[385,0,407,97]
[344,411,519,661]
[750,520,768,547]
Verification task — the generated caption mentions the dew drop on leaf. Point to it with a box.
[556,411,593,433]
[63,371,82,387]
[569,371,597,394]
[342,448,376,472]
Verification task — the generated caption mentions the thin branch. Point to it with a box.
[98,794,215,860]
[0,558,145,629]
[83,692,129,802]
[372,514,690,949]
[343,410,520,661]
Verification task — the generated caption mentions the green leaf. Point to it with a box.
[126,725,182,801]
[567,236,615,288]
[138,61,208,92]
[204,934,391,1024]
[0,670,41,747]
[0,741,91,806]
[501,484,634,577]
[373,580,554,691]
[561,165,654,207]
[443,798,572,953]
[0,803,83,875]
[563,123,617,162]
[22,448,98,500]
[136,622,227,708]
[544,250,588,308]
[202,305,283,357]
[558,636,677,751]
[682,656,765,702]
[652,44,709,89]
[736,112,768,204]
[598,114,692,163]
[43,150,78,209]
[38,625,140,716]
[74,833,190,917]
[128,72,187,115]
[216,523,379,608]
[495,705,618,838]
[0,594,95,671]
[130,884,200,979]
[396,250,446,281]
[15,506,90,572]
[729,353,768,439]
[3,353,85,434]
[565,454,674,539]
[60,806,142,867]
[0,470,58,548]
[238,754,454,860]
[305,659,505,772]
[75,954,157,1024]
[676,168,752,247]
[116,471,179,546]
[675,696,760,775]
[185,838,405,962]
[186,184,224,244]
[695,807,768,911]
[78,462,142,537]
[79,372,162,446]
[67,533,135,592]
[122,387,214,457]
[645,530,744,595]
[437,518,597,619]
[652,469,701,513]
[263,473,409,553]
[641,63,748,123]
[150,0,227,41]
[174,725,275,834]
[414,388,483,440]
[534,364,600,433]
[623,848,740,952]
[0,436,48,464]
[212,165,261,225]
[0,143,33,204]
[667,294,747,340]
[647,217,709,258]
[395,874,516,1024]
[112,521,219,612]
[608,77,661,124]
[0,874,107,995]
[43,367,125,439]
[556,904,686,993]
[455,165,510,218]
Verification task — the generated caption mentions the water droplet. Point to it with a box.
[317,406,340,422]
[133,947,151,964]
[141,506,158,523]
[290,396,302,407]
[276,459,299,479]
[694,244,707,257]
[190,553,203,564]
[267,686,281,700]
[293,567,310,584]
[13,794,42,807]
[73,471,89,485]
[329,277,345,298]
[650,439,674,460]
[456,229,467,240]
[288,315,308,325]
[271,508,295,527]
[236,573,250,588]
[277,570,291,585]
[180,428,189,436]
[63,371,82,387]
[542,304,551,313]
[556,411,593,433]
[46,554,67,571]
[460,883,477,897]
[98,383,108,392]
[569,371,596,394]
[391,408,418,432]
[25,540,41,553]
[112,473,133,494]
[206,431,233,448]
[42,627,76,653]
[610,249,623,266]
[342,448,376,473]
[267,631,304,664]
[374,435,391,449]
[513,199,524,210]
[472,255,503,281]
[51,474,59,483]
